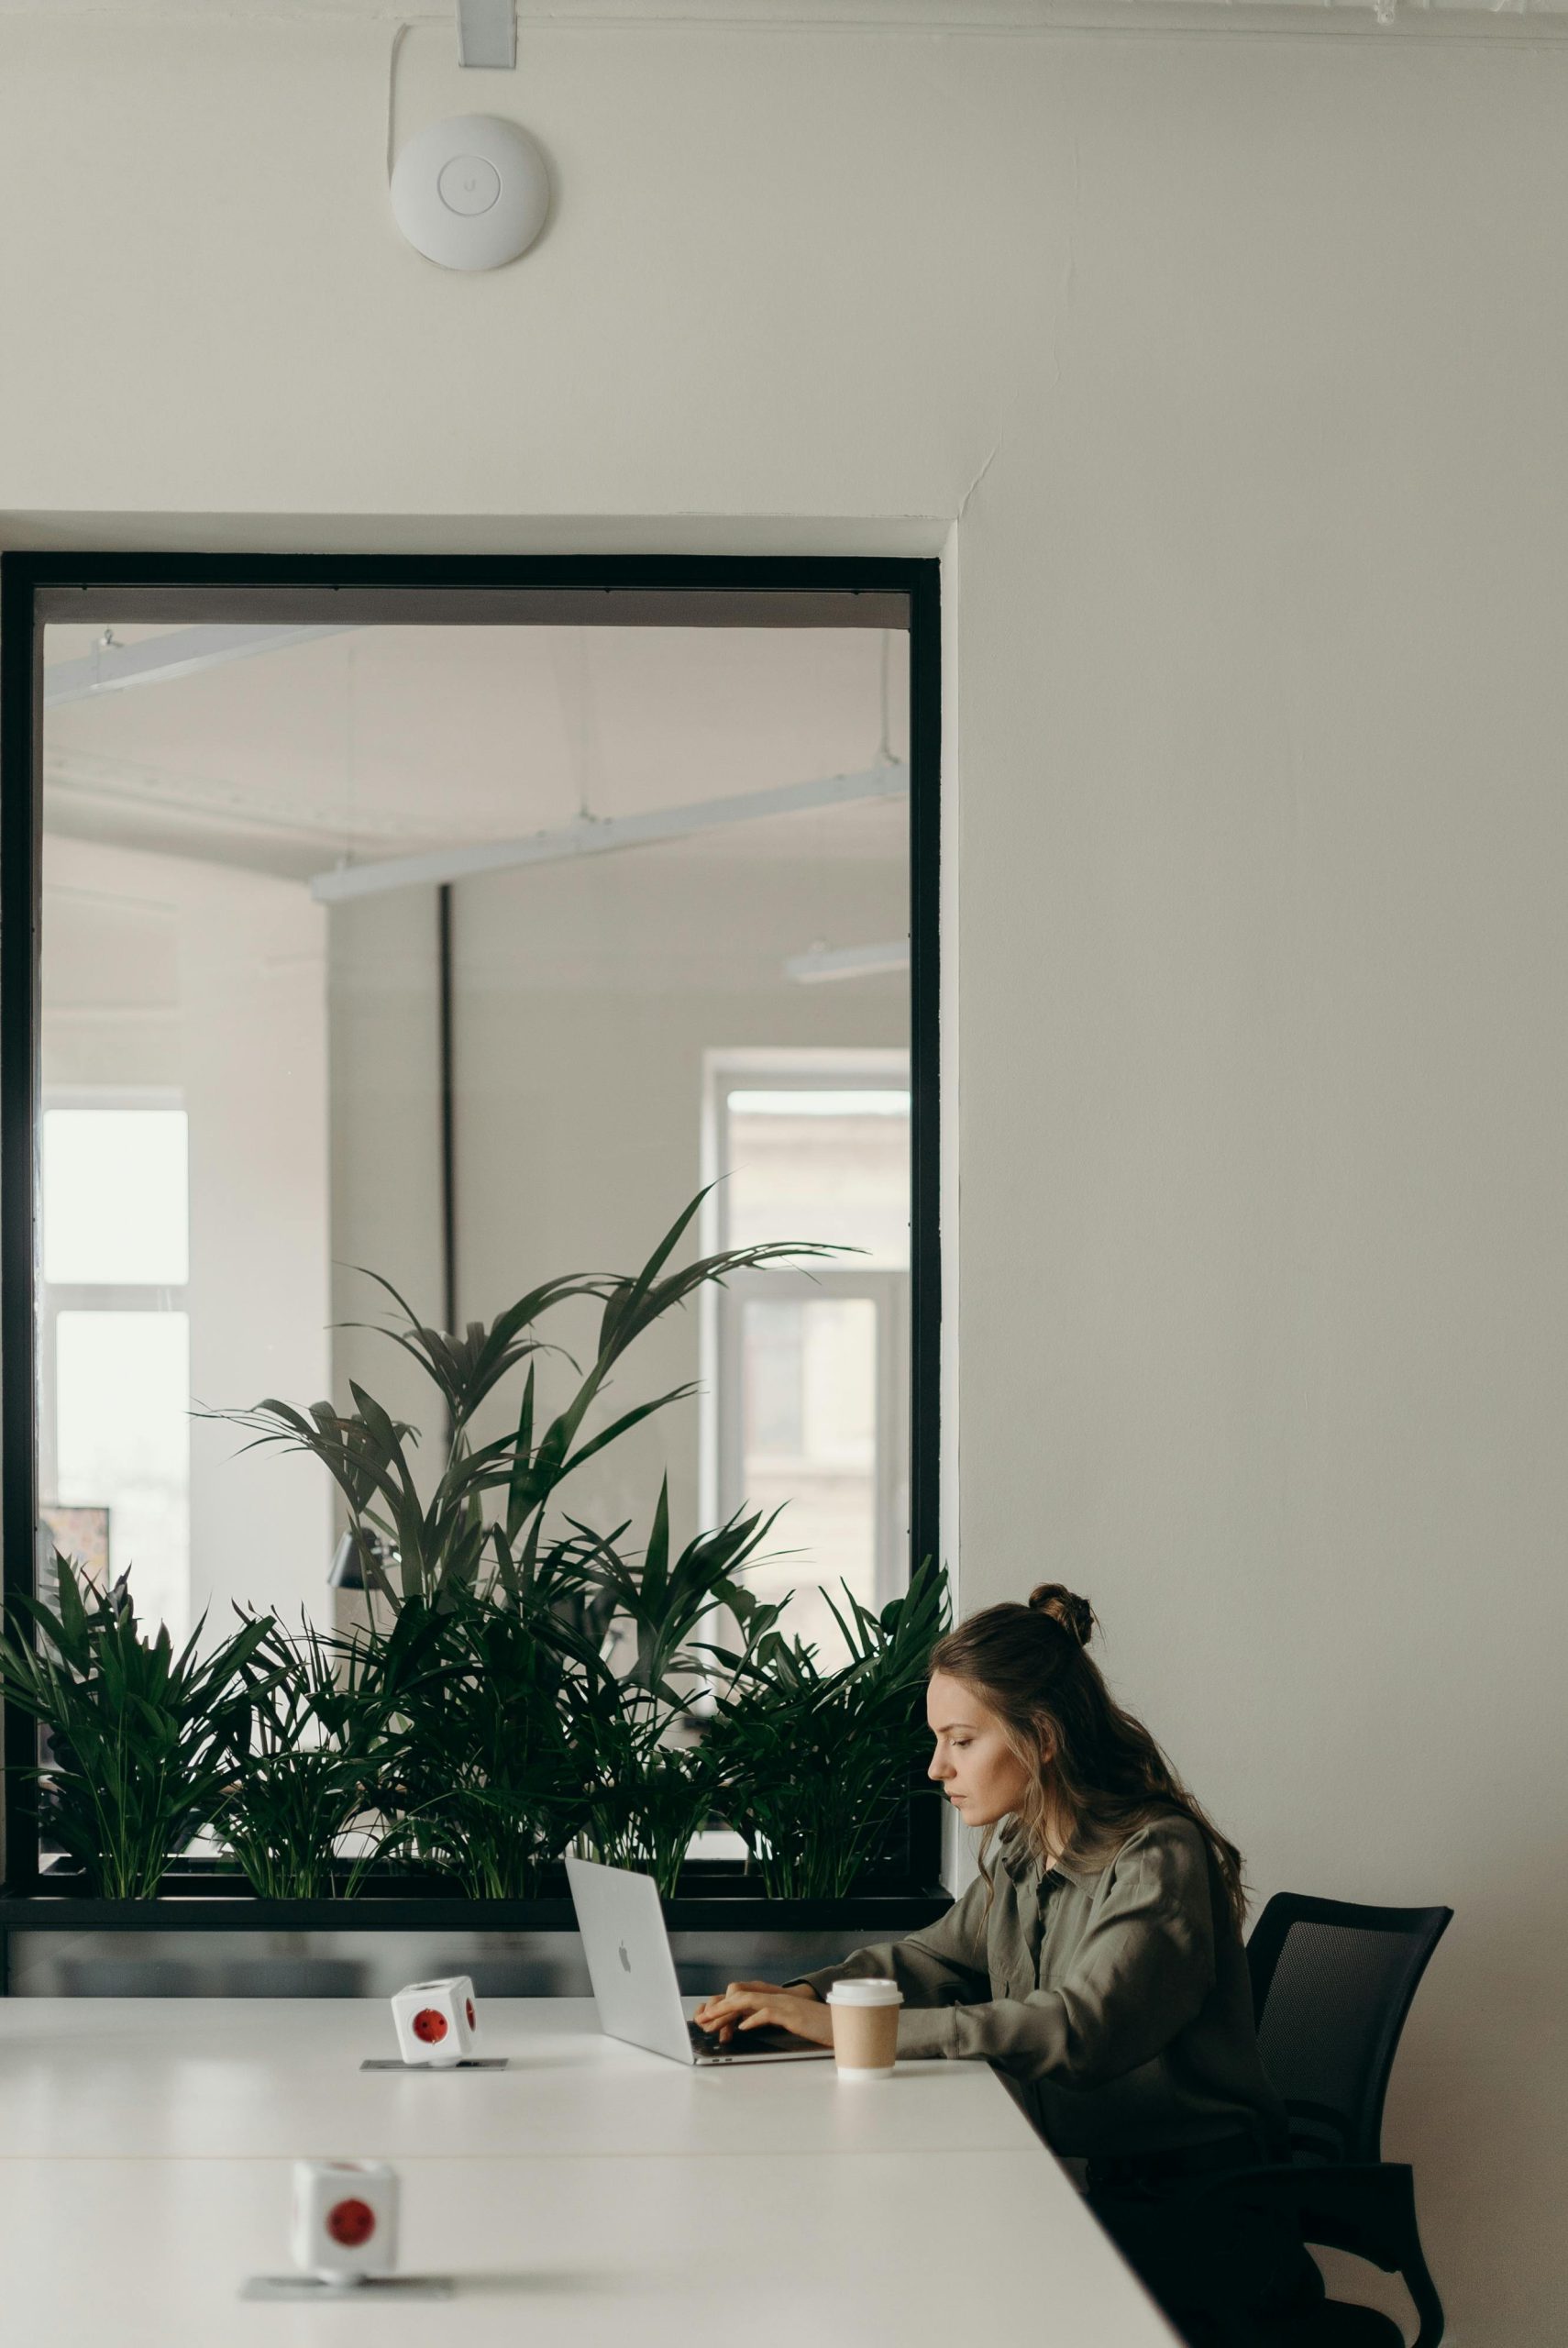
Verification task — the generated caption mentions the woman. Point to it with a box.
[694,1586,1326,2346]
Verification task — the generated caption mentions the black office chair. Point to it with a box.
[1195,1893,1452,2348]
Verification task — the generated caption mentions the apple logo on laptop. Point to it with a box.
[618,1942,632,1973]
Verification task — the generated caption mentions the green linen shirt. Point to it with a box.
[793,1813,1287,2163]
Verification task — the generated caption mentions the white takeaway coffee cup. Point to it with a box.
[826,1978,903,2078]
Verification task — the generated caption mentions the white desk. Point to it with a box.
[0,1999,1176,2344]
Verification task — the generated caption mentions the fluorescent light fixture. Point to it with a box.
[727,1090,910,1116]
[44,625,356,709]
[312,763,909,903]
[783,940,911,985]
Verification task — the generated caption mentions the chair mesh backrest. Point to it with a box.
[1248,1896,1452,2166]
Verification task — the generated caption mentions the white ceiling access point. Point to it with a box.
[44,626,356,710]
[784,940,911,985]
[311,762,910,903]
[389,6,541,271]
[391,116,550,272]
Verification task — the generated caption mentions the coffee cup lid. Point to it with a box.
[825,1978,902,2007]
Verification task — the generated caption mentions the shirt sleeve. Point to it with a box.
[786,1872,994,2011]
[889,1828,1218,2087]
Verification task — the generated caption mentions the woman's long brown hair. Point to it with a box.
[930,1585,1248,1937]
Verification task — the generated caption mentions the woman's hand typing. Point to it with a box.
[691,1979,833,2047]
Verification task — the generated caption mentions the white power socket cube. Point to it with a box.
[390,1974,479,2067]
[291,2159,399,2284]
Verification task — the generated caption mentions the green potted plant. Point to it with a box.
[205,1193,840,1898]
[215,1612,441,1900]
[564,1479,779,1895]
[378,1563,602,1899]
[703,1556,950,1899]
[221,1192,834,1610]
[0,1199,949,1924]
[0,1556,276,1900]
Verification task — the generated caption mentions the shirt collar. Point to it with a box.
[998,1818,1111,1889]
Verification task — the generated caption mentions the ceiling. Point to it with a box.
[42,621,910,885]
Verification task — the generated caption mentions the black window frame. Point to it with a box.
[0,550,942,1899]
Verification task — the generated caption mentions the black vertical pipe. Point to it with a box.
[437,882,458,1340]
[906,562,943,1889]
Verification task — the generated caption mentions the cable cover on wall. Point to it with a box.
[458,0,516,70]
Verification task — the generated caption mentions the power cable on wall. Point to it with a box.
[386,23,413,186]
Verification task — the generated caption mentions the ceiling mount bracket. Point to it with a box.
[457,0,516,69]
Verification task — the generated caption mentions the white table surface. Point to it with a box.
[0,1998,1176,2343]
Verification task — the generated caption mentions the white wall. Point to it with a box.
[5,10,1568,2339]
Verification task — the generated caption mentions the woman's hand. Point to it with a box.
[691,1978,833,2047]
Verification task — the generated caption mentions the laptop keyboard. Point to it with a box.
[687,2019,806,2059]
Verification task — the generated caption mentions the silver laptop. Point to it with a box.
[564,1854,832,2066]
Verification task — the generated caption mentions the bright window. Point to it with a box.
[39,1102,192,1643]
[723,1090,911,1268]
[42,1109,190,1285]
[706,1060,910,1668]
[54,1311,191,1615]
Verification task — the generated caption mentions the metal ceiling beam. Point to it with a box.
[43,625,357,711]
[784,940,911,985]
[310,762,909,904]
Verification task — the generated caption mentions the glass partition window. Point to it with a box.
[28,594,917,1718]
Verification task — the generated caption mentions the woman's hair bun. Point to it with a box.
[1027,1584,1095,1647]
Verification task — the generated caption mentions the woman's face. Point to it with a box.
[926,1670,1035,1825]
